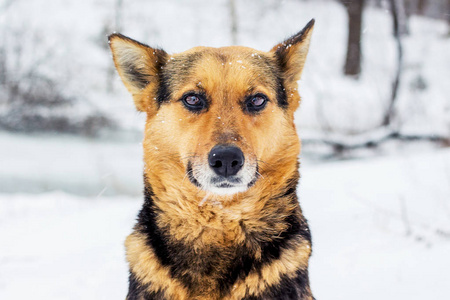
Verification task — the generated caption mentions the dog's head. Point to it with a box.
[109,20,314,197]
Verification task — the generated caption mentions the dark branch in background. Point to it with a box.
[115,0,123,31]
[396,0,410,35]
[0,0,14,15]
[306,0,449,156]
[417,0,426,14]
[447,0,450,36]
[106,0,124,92]
[303,130,449,153]
[229,0,238,45]
[340,0,365,77]
[382,0,405,126]
[0,24,115,136]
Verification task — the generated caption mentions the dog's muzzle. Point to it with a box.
[187,144,258,195]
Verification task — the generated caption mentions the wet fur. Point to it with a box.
[109,19,315,300]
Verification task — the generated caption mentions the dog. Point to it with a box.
[108,19,315,300]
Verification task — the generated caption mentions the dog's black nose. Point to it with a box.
[208,145,244,177]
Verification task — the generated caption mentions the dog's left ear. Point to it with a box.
[108,33,168,112]
[271,19,314,86]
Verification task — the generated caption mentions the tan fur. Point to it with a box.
[229,240,312,299]
[127,231,312,300]
[126,232,190,300]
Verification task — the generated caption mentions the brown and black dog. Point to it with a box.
[109,19,315,300]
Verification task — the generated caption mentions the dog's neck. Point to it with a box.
[141,155,302,240]
[129,166,311,298]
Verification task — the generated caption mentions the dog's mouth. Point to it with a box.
[187,161,258,196]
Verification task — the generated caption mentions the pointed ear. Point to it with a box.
[271,19,314,85]
[108,33,168,112]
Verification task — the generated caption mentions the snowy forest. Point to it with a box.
[1,0,449,299]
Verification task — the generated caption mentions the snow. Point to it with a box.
[0,132,143,196]
[301,150,450,299]
[0,193,140,299]
[1,0,449,298]
[1,146,449,299]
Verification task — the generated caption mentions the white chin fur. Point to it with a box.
[205,185,249,196]
[192,162,256,196]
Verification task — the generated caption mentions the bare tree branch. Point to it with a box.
[0,0,14,14]
[382,0,405,126]
[302,130,449,153]
[229,0,238,45]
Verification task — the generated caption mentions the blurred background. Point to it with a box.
[0,0,449,299]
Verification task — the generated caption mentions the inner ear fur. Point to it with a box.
[271,19,314,86]
[108,33,168,112]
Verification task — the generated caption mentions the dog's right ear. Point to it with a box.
[108,33,168,112]
[271,19,314,86]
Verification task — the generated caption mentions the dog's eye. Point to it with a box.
[251,96,266,107]
[182,94,206,112]
[245,94,267,113]
[185,95,200,105]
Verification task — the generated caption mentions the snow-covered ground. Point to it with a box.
[1,0,449,298]
[0,132,143,196]
[301,149,450,299]
[1,146,449,300]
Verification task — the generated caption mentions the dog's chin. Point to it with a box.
[205,184,250,196]
[187,161,258,196]
[189,176,255,196]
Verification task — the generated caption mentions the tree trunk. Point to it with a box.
[107,0,124,93]
[342,0,365,77]
[382,0,404,126]
[0,48,5,85]
[229,0,238,45]
[115,0,123,31]
[396,0,409,35]
[417,0,426,15]
[447,0,450,37]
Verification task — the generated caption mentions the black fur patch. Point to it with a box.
[156,52,204,105]
[249,55,288,109]
[109,33,168,92]
[240,270,311,300]
[260,171,311,264]
[153,50,170,104]
[156,67,171,105]
[260,269,312,300]
[127,272,144,300]
[186,161,201,187]
[135,176,311,298]
[217,247,255,297]
[127,272,167,300]
[273,19,315,95]
[279,19,315,51]
[122,61,151,90]
[259,214,310,266]
[275,74,288,109]
[137,183,173,267]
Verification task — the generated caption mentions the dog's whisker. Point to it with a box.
[256,170,265,179]
[182,168,194,185]
[198,192,211,207]
[180,154,199,161]
[256,159,268,165]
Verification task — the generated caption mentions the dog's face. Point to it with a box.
[109,20,314,197]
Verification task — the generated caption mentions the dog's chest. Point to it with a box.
[155,204,274,296]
